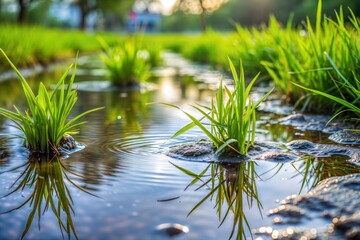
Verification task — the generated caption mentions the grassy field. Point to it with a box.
[0,24,121,68]
[0,1,359,116]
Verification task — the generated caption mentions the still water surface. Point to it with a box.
[0,53,358,239]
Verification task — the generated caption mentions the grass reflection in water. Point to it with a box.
[171,161,262,240]
[0,155,97,240]
[293,155,360,194]
[104,89,152,133]
[171,154,360,239]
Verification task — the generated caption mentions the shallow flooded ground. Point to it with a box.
[0,53,359,239]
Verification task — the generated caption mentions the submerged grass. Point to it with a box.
[165,59,273,155]
[98,37,151,87]
[0,49,102,154]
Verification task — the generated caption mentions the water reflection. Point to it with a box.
[0,68,67,107]
[172,161,262,240]
[104,89,152,133]
[0,154,95,240]
[172,154,360,239]
[0,52,359,239]
[293,155,360,193]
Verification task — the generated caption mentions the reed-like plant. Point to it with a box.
[234,16,296,77]
[293,53,360,122]
[98,38,151,87]
[262,0,360,112]
[165,59,273,155]
[0,49,103,154]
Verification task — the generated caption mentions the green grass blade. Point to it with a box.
[293,82,360,113]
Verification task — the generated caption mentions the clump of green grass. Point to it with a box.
[99,37,151,87]
[0,49,102,154]
[262,0,360,112]
[234,15,296,77]
[182,31,234,69]
[143,43,163,67]
[293,53,360,122]
[165,59,273,155]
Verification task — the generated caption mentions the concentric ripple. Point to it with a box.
[89,132,211,188]
[98,132,203,157]
[100,134,171,156]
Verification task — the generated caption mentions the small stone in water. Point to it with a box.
[329,130,360,145]
[155,223,189,237]
[167,140,214,157]
[279,113,306,125]
[0,149,9,158]
[286,140,315,150]
[59,134,77,150]
[257,151,299,162]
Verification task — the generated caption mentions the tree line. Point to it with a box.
[1,0,359,31]
[0,0,134,29]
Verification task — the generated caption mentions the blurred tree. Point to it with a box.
[70,0,96,29]
[69,0,134,30]
[160,10,200,31]
[100,0,134,30]
[161,0,360,31]
[173,0,228,31]
[0,0,49,24]
[17,0,35,23]
[294,0,360,24]
[27,0,52,24]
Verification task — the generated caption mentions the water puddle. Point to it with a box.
[0,52,359,239]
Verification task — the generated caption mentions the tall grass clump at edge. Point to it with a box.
[293,53,360,123]
[233,15,296,78]
[0,49,103,154]
[262,0,360,112]
[98,37,151,87]
[182,31,235,69]
[165,59,273,155]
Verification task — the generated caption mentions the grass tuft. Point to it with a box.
[165,59,273,155]
[98,37,151,87]
[0,49,103,154]
[293,53,360,123]
[262,0,360,112]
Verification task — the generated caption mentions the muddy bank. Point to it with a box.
[166,139,360,164]
[254,173,360,240]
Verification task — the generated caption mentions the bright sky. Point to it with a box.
[159,0,177,14]
[134,0,177,15]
